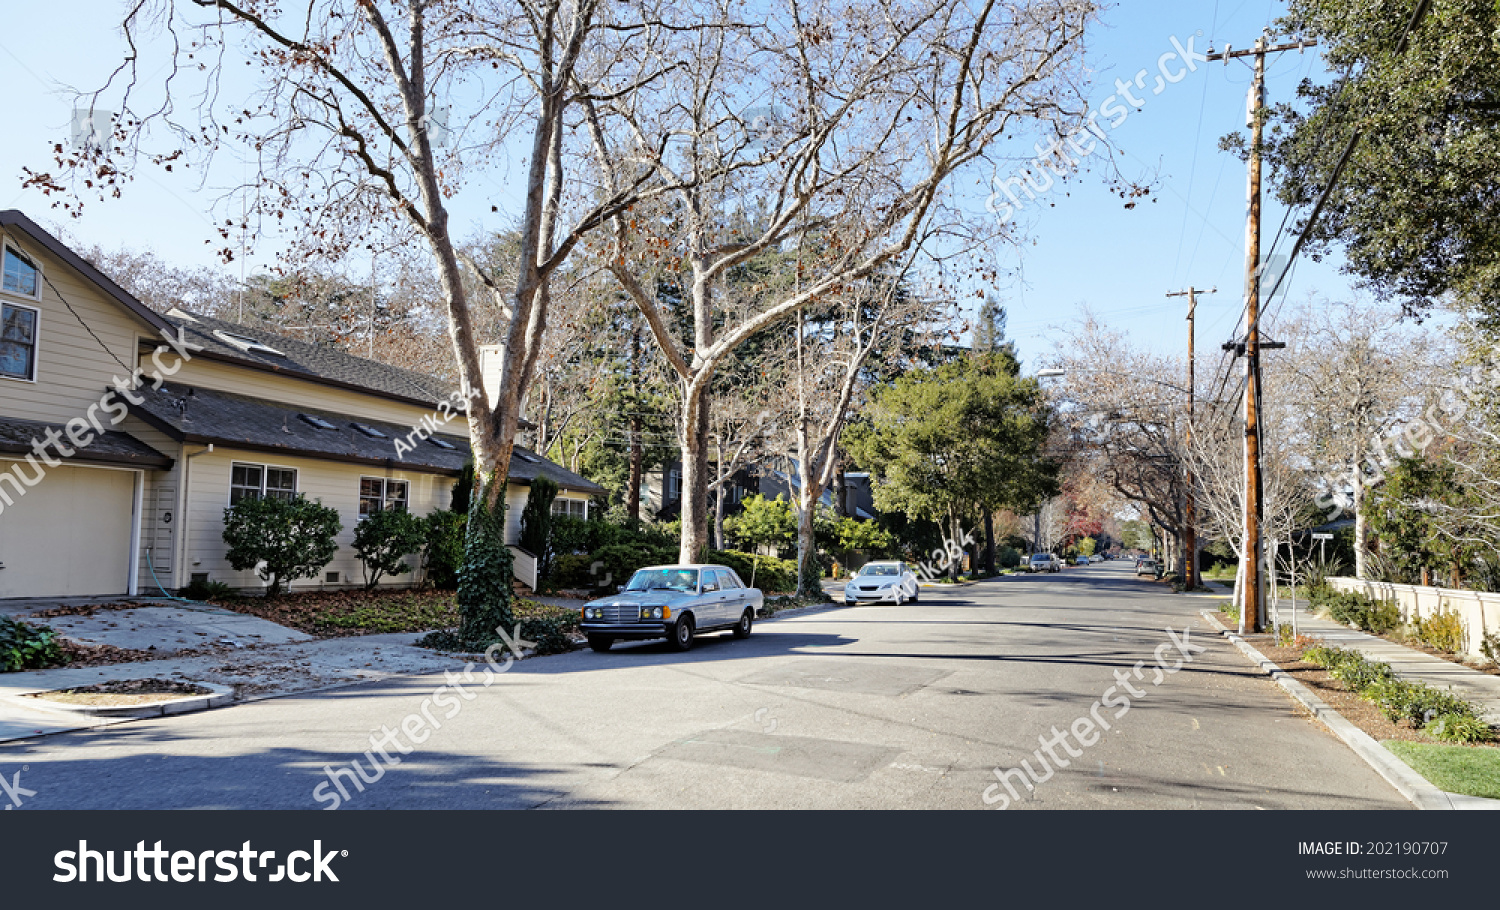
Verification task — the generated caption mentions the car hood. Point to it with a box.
[586,590,697,607]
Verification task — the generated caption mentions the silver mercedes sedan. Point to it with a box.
[579,564,764,653]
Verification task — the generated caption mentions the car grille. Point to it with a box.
[596,603,642,623]
[858,585,882,592]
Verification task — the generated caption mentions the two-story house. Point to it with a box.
[0,210,600,599]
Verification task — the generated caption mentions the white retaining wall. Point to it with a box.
[1328,577,1500,660]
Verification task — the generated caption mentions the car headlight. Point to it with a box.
[879,581,895,589]
[639,606,665,620]
[583,607,598,620]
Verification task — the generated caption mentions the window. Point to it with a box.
[716,569,741,589]
[0,303,37,381]
[352,423,388,439]
[299,414,337,430]
[428,437,457,450]
[230,463,298,505]
[212,329,284,356]
[2,247,39,299]
[360,477,409,517]
[551,498,587,519]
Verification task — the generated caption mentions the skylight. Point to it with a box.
[213,329,284,356]
[298,414,337,430]
[429,438,457,450]
[515,451,540,463]
[352,423,389,439]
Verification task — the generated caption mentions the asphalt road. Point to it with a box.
[0,561,1409,809]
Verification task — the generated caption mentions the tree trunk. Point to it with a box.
[1352,474,1367,579]
[628,415,642,526]
[834,462,848,517]
[677,381,712,564]
[713,436,727,550]
[982,511,996,574]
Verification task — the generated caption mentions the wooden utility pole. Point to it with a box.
[1209,32,1312,633]
[1167,285,1215,590]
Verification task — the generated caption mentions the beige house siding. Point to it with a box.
[0,233,150,425]
[116,415,183,592]
[164,356,447,431]
[179,446,456,591]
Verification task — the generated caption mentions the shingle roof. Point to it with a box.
[127,383,603,493]
[0,211,175,335]
[0,416,173,470]
[163,309,457,408]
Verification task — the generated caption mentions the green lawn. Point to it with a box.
[1385,740,1500,800]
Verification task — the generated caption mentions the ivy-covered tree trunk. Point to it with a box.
[456,474,515,648]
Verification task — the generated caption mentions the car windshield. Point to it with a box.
[624,568,700,593]
[858,564,900,577]
[1030,555,1048,562]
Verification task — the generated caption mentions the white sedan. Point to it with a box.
[843,561,920,605]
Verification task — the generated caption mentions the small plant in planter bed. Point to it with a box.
[0,616,65,671]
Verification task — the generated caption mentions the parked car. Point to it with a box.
[1135,558,1159,577]
[1074,555,1091,566]
[1089,555,1104,563]
[843,561,920,605]
[579,564,762,653]
[1028,553,1061,573]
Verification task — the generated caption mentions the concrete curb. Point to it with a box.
[1200,609,1500,811]
[6,683,235,720]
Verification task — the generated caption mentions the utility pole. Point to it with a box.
[1209,32,1312,634]
[1166,285,1215,591]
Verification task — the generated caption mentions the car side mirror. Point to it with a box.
[616,584,624,593]
[704,584,718,592]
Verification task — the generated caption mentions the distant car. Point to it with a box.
[1028,554,1061,573]
[1089,555,1103,563]
[1135,558,1159,577]
[844,561,920,605]
[580,564,762,652]
[1074,555,1091,566]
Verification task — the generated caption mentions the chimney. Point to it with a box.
[479,345,505,407]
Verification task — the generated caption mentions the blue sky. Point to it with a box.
[0,0,1357,369]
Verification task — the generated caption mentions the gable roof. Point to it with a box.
[0,210,175,335]
[126,381,603,494]
[163,309,458,409]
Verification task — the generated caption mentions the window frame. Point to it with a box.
[550,497,587,520]
[0,300,39,383]
[359,476,410,519]
[2,244,41,301]
[229,461,300,506]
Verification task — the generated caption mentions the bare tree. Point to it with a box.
[583,0,1101,562]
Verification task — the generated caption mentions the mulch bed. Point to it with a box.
[27,678,212,707]
[1217,611,1499,749]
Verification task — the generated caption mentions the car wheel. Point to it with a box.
[844,598,856,606]
[911,589,920,604]
[732,609,753,639]
[894,590,905,606]
[667,615,695,651]
[587,634,613,653]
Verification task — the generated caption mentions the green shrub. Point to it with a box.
[1422,716,1494,743]
[514,601,581,656]
[1484,631,1500,667]
[1366,677,1476,726]
[1427,712,1493,744]
[1323,590,1401,634]
[222,495,342,596]
[178,578,234,600]
[589,541,679,592]
[1328,654,1395,692]
[997,546,1022,569]
[1413,609,1467,653]
[422,509,466,589]
[707,549,798,594]
[0,617,64,671]
[1221,599,1240,623]
[352,507,427,589]
[550,553,598,589]
[518,476,559,578]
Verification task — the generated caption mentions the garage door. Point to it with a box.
[0,462,136,598]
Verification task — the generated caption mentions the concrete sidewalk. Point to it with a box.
[0,629,470,744]
[1204,581,1500,722]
